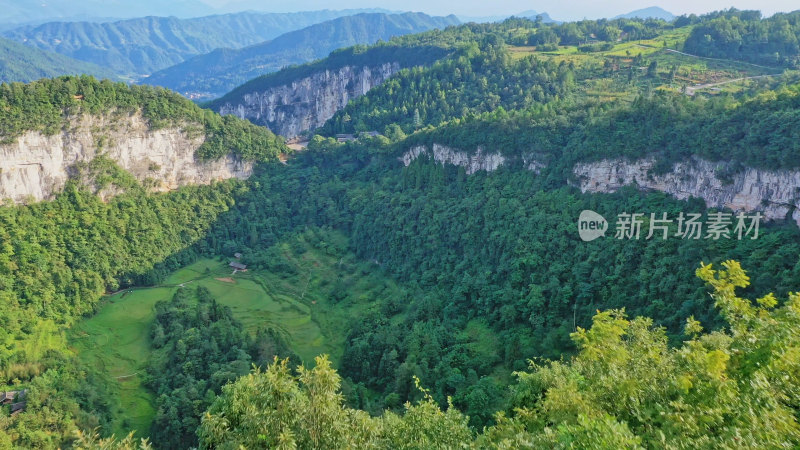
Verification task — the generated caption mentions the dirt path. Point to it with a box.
[684,74,776,96]
[657,48,782,96]
[115,372,139,379]
[664,48,779,70]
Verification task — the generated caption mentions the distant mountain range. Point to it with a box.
[143,12,460,98]
[0,37,116,83]
[458,10,558,24]
[3,10,380,79]
[0,0,215,23]
[613,6,675,21]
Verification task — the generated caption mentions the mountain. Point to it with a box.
[4,13,800,450]
[613,6,675,21]
[516,10,559,23]
[0,75,285,204]
[0,36,115,83]
[144,12,460,99]
[458,10,558,24]
[0,0,214,23]
[3,10,378,79]
[209,44,452,137]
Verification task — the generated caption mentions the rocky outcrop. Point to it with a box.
[0,112,253,204]
[401,144,546,175]
[574,157,800,225]
[401,144,505,174]
[218,63,400,138]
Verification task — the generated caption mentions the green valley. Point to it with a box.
[69,231,408,439]
[2,7,800,450]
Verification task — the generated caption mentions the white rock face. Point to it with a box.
[218,63,401,138]
[401,144,549,175]
[402,144,507,174]
[0,112,253,204]
[574,157,800,225]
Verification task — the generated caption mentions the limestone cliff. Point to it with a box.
[401,147,800,226]
[401,144,546,175]
[402,144,506,174]
[573,157,800,225]
[0,112,253,204]
[217,63,401,138]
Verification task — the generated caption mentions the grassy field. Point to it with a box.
[70,288,170,437]
[507,25,780,101]
[70,229,403,437]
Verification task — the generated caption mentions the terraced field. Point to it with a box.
[69,231,403,437]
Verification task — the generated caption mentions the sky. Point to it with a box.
[205,1,798,20]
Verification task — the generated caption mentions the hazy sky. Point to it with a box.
[207,1,798,20]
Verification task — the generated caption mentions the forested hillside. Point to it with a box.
[3,10,377,78]
[0,37,115,83]
[2,10,800,450]
[0,75,284,385]
[144,12,460,97]
[683,9,800,68]
[0,76,285,161]
[194,263,800,448]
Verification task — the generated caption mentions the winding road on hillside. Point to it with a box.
[660,48,783,96]
[683,74,778,96]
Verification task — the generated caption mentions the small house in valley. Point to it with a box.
[1,389,26,405]
[1,391,15,405]
[229,261,247,271]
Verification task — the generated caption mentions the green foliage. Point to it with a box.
[195,262,800,448]
[197,355,472,449]
[4,12,800,448]
[208,43,452,110]
[399,80,800,170]
[0,37,115,83]
[483,261,800,448]
[147,287,253,449]
[73,429,152,450]
[0,76,286,160]
[0,162,240,380]
[321,41,574,134]
[201,137,800,429]
[0,354,118,449]
[684,9,800,68]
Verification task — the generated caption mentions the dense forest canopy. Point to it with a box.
[190,262,799,449]
[683,9,800,68]
[73,261,800,449]
[395,80,800,171]
[2,8,800,449]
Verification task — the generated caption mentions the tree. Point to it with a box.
[483,261,800,448]
[196,262,800,448]
[647,60,658,77]
[197,356,472,449]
